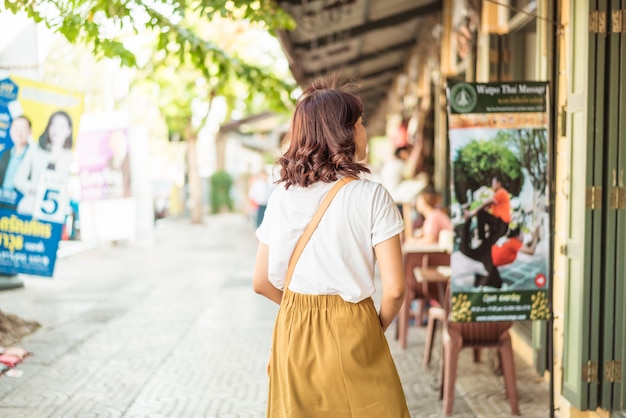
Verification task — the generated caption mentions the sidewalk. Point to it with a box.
[0,214,549,417]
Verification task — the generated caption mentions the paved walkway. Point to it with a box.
[0,214,550,417]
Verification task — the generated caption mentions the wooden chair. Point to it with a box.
[396,226,454,349]
[440,284,520,416]
[396,203,449,348]
[415,256,447,369]
[416,229,454,367]
[397,248,449,349]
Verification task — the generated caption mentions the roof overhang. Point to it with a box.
[276,0,442,120]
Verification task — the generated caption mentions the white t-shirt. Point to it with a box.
[379,158,406,194]
[256,177,404,303]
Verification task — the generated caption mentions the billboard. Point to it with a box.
[0,75,83,276]
[447,81,550,322]
[77,127,132,201]
[75,112,136,244]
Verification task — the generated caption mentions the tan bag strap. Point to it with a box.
[284,177,355,290]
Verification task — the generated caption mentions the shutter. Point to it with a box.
[611,0,626,411]
[600,0,624,410]
[585,0,607,409]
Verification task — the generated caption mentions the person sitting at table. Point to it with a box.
[405,186,452,246]
[404,187,452,322]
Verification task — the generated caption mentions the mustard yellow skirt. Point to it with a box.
[267,289,410,418]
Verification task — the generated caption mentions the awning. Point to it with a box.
[276,0,442,121]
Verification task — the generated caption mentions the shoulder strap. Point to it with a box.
[284,177,355,290]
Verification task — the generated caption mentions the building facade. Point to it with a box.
[278,1,625,416]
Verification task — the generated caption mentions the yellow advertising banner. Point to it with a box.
[0,75,84,276]
[9,75,83,148]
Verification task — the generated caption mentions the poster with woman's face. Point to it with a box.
[47,112,73,148]
[0,75,83,277]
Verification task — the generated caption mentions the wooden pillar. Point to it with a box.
[434,0,453,201]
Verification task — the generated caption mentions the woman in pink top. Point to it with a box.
[407,187,452,246]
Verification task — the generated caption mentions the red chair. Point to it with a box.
[440,284,520,416]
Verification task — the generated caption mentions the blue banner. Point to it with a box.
[0,76,83,277]
[0,208,62,277]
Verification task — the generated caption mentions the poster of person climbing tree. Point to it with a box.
[446,81,550,322]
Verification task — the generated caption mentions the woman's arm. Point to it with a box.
[375,234,406,332]
[252,242,283,304]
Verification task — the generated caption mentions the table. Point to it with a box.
[414,265,451,308]
[396,243,450,349]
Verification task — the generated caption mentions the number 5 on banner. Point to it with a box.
[41,189,60,215]
[32,170,69,223]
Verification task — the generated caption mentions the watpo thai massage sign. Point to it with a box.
[446,81,551,322]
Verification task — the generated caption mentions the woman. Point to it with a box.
[14,110,73,216]
[253,77,410,417]
[406,187,452,246]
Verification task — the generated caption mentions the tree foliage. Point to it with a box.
[3,0,294,61]
[4,0,297,224]
[453,139,524,204]
[137,12,293,138]
[3,0,296,110]
[493,129,548,194]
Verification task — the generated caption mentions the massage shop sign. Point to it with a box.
[0,76,83,277]
[446,81,551,322]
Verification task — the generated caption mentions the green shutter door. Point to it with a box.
[562,0,626,411]
[601,0,624,410]
[612,0,626,410]
[587,0,606,410]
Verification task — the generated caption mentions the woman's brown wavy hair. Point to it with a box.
[277,76,370,188]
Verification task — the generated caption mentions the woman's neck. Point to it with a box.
[50,145,66,157]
